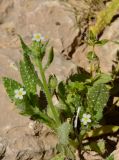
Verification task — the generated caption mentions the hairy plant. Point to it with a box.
[2,32,119,160]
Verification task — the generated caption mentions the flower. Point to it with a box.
[81,113,91,125]
[32,33,45,42]
[14,88,26,100]
[74,107,81,128]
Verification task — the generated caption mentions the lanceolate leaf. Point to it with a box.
[40,41,48,60]
[95,39,109,46]
[3,77,22,102]
[106,154,114,160]
[48,75,58,95]
[93,73,112,85]
[57,122,71,145]
[31,109,56,129]
[2,78,55,128]
[84,125,119,139]
[19,35,31,55]
[20,53,42,94]
[2,77,34,114]
[87,84,109,121]
[44,47,54,70]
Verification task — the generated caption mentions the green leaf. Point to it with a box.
[57,122,71,145]
[84,125,119,139]
[87,30,97,45]
[2,76,55,129]
[50,153,65,160]
[48,74,58,95]
[31,41,48,60]
[44,47,54,70]
[95,39,109,46]
[68,81,85,92]
[19,35,31,55]
[3,77,22,102]
[58,82,66,101]
[87,84,109,121]
[87,51,98,61]
[68,73,90,83]
[89,140,105,155]
[93,73,112,85]
[105,154,114,160]
[2,77,34,115]
[20,54,42,94]
[47,104,59,122]
[18,96,35,116]
[32,110,56,129]
[40,41,48,60]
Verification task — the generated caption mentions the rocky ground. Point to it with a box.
[0,0,119,160]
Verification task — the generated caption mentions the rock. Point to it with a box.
[0,137,7,159]
[0,0,119,159]
[0,0,80,53]
[95,18,119,73]
[112,139,119,160]
[16,150,42,160]
[73,18,119,73]
[0,122,57,160]
[0,1,78,159]
[82,151,103,160]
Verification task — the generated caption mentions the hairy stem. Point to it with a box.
[37,60,60,126]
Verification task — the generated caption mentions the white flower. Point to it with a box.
[14,88,26,100]
[32,33,46,42]
[81,113,91,125]
[74,107,81,128]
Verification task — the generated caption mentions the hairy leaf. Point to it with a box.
[32,109,56,129]
[31,41,48,60]
[19,35,31,55]
[3,77,22,102]
[2,77,34,115]
[48,74,58,95]
[87,84,109,121]
[57,122,71,145]
[20,54,42,94]
[93,73,112,85]
[44,47,54,70]
[87,51,98,62]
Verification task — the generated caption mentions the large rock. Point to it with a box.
[0,0,119,159]
[95,18,119,73]
[73,18,119,73]
[0,0,79,53]
[0,0,78,159]
[0,122,57,160]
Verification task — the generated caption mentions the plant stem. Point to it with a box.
[90,45,95,77]
[37,60,60,126]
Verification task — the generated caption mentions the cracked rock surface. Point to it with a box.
[0,0,78,159]
[0,0,119,160]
